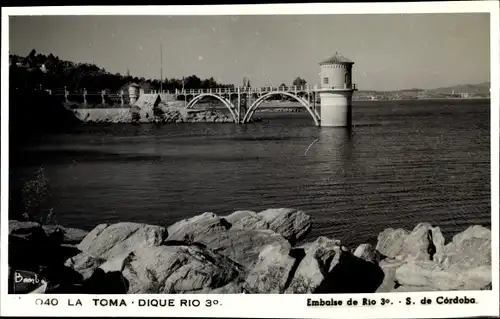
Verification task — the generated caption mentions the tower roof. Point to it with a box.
[319,52,354,66]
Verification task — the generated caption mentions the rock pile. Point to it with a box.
[7,208,492,294]
[131,102,236,124]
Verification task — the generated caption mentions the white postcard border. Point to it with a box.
[1,2,499,318]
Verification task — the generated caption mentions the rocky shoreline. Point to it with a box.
[72,103,239,124]
[70,98,264,124]
[8,208,491,294]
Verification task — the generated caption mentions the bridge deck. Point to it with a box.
[149,84,357,96]
[45,84,356,98]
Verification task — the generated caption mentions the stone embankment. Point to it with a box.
[8,208,491,294]
[70,93,256,124]
[72,102,236,124]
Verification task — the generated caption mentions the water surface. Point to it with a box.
[9,99,491,246]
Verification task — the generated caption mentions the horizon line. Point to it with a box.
[7,50,491,93]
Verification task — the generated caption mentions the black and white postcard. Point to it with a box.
[1,2,498,318]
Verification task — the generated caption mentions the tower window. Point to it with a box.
[323,77,329,85]
[345,72,351,85]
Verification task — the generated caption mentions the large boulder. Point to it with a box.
[204,228,291,268]
[166,212,291,268]
[258,208,312,245]
[64,253,106,280]
[376,228,409,259]
[9,220,76,270]
[223,210,269,230]
[285,237,342,293]
[315,251,385,294]
[376,258,404,293]
[167,212,230,242]
[245,242,295,293]
[95,244,244,294]
[354,243,382,264]
[457,266,492,290]
[386,224,492,292]
[43,225,89,245]
[395,260,457,290]
[402,223,445,262]
[9,220,47,242]
[77,222,167,260]
[394,260,491,291]
[435,225,491,272]
[376,223,445,262]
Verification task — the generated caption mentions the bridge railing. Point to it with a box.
[38,83,357,102]
[321,84,357,90]
[169,85,313,95]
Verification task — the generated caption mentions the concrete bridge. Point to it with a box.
[131,82,357,127]
[134,53,359,127]
[173,85,351,126]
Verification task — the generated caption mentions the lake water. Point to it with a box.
[9,99,491,246]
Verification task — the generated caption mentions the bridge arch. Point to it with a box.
[185,93,238,122]
[242,91,320,126]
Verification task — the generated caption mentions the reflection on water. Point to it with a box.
[9,100,491,245]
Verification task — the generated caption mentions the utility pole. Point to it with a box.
[160,44,163,93]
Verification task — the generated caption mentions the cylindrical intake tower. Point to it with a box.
[128,83,141,105]
[318,52,357,127]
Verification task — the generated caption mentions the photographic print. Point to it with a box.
[1,3,498,318]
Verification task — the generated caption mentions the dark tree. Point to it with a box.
[292,77,307,86]
[9,50,235,93]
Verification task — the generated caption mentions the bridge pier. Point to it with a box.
[318,90,353,127]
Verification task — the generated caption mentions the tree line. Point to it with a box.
[9,49,236,93]
[9,49,308,93]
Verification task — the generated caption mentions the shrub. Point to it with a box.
[21,166,55,224]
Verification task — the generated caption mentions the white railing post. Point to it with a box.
[64,86,69,103]
[83,88,87,106]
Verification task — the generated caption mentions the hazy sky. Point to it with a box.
[9,13,490,91]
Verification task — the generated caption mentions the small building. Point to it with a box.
[128,83,141,105]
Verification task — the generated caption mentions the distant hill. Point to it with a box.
[354,82,490,101]
[358,82,490,94]
[428,82,490,95]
